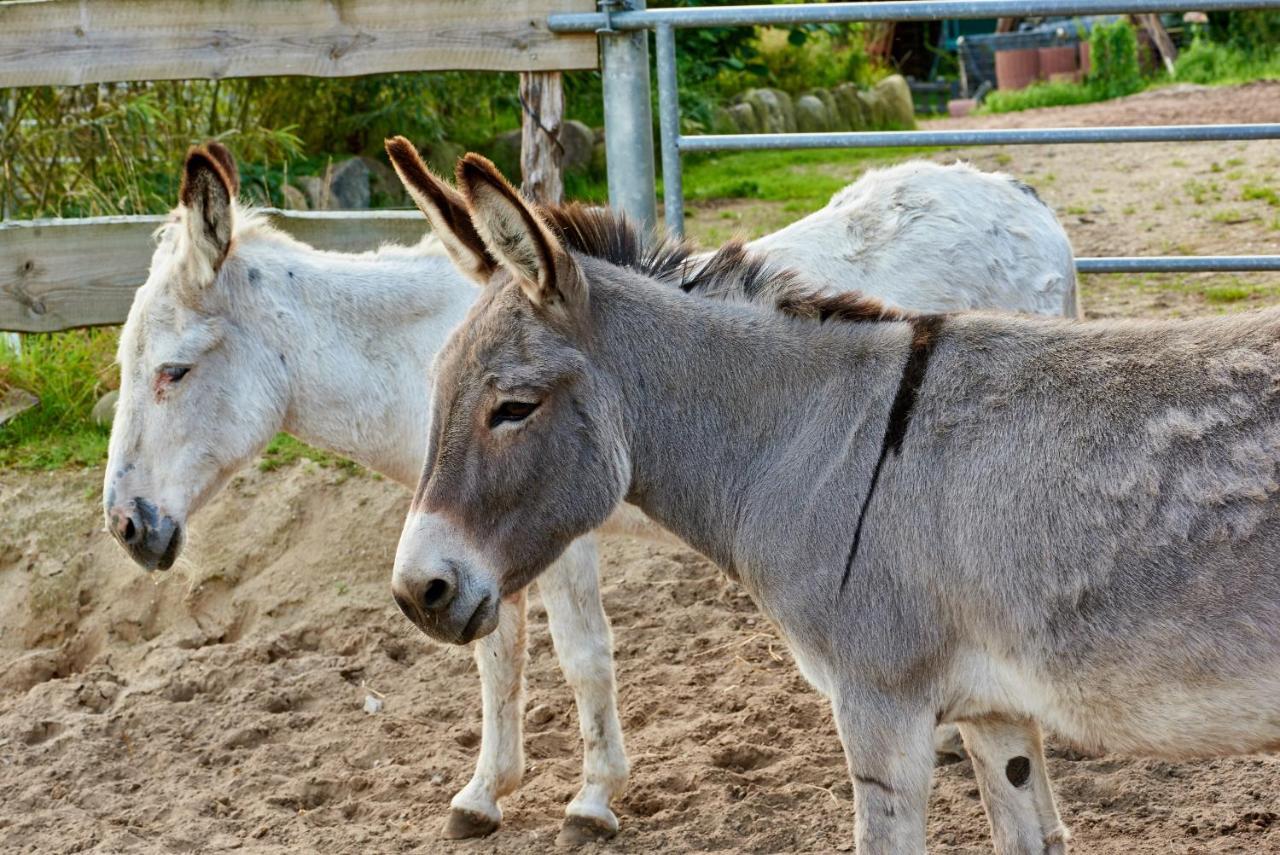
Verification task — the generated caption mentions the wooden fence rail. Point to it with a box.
[0,0,596,85]
[0,0,593,333]
[1,211,426,332]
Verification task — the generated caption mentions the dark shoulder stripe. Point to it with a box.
[840,315,945,592]
[884,315,944,456]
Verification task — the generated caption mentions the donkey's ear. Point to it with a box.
[179,145,234,272]
[456,153,583,310]
[203,140,241,196]
[385,136,496,284]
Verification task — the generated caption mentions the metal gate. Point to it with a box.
[550,0,1280,275]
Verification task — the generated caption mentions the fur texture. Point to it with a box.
[398,170,1278,854]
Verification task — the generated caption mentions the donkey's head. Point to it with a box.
[105,143,289,570]
[386,140,630,643]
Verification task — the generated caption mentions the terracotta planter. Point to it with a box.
[995,48,1041,91]
[1038,45,1079,79]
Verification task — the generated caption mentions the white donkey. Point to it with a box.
[392,153,1280,854]
[103,141,1076,843]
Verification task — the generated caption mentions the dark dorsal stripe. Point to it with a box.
[840,315,944,592]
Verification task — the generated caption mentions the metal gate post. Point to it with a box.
[654,23,685,237]
[600,0,657,230]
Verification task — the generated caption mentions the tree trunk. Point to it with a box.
[519,71,564,206]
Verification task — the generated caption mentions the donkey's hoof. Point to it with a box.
[555,814,617,848]
[442,808,500,839]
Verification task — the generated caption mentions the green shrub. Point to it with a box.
[1087,20,1143,99]
[982,80,1103,113]
[1174,37,1280,85]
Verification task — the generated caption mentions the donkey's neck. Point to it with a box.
[231,238,473,487]
[593,273,911,584]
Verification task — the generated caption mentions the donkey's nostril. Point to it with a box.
[122,517,138,544]
[422,578,454,610]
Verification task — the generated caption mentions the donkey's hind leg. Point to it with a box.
[958,717,1069,854]
[443,589,528,839]
[538,535,630,846]
[834,690,937,854]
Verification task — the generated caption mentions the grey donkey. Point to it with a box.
[390,154,1280,853]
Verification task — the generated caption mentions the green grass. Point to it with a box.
[1174,39,1280,86]
[1242,184,1280,207]
[1,330,116,470]
[1203,284,1255,304]
[256,434,363,475]
[670,145,926,210]
[981,80,1107,114]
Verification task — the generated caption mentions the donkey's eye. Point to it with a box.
[489,400,540,429]
[158,364,191,384]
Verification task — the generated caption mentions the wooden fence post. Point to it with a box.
[519,71,564,206]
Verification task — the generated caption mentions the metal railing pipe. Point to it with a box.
[678,124,1280,152]
[1076,256,1280,273]
[600,0,658,230]
[550,0,1280,31]
[654,23,685,237]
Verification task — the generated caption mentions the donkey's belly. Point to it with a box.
[1042,663,1280,758]
[948,647,1280,757]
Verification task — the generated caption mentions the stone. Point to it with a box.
[91,390,118,428]
[365,155,409,206]
[590,139,607,177]
[560,119,595,174]
[832,83,869,130]
[0,387,39,426]
[741,88,796,134]
[328,157,372,210]
[856,89,886,130]
[363,695,383,715]
[795,94,833,133]
[280,184,309,211]
[872,74,917,129]
[809,88,840,125]
[713,102,760,135]
[297,176,329,211]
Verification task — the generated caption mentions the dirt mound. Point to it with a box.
[1,464,1276,853]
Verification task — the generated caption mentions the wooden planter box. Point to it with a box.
[1039,45,1080,80]
[995,48,1041,90]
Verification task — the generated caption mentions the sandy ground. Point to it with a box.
[3,84,1280,853]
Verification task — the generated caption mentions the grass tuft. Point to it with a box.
[1,330,117,470]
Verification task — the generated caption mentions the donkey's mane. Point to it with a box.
[540,202,914,325]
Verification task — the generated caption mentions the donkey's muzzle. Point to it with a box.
[109,498,182,571]
[391,563,498,645]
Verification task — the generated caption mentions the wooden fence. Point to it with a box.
[0,0,595,333]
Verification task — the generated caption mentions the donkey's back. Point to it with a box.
[747,160,1079,317]
[896,308,1280,757]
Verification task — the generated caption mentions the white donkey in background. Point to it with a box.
[103,140,1077,844]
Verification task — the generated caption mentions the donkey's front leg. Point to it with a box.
[537,535,630,846]
[834,691,937,854]
[443,589,528,839]
[958,716,1069,854]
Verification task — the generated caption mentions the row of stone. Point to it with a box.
[281,74,918,211]
[713,74,917,136]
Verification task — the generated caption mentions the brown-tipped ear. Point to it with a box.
[179,146,234,272]
[385,136,496,283]
[203,141,240,196]
[456,153,582,309]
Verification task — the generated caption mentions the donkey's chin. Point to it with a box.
[397,590,500,645]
